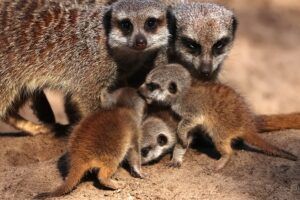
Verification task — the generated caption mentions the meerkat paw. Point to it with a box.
[214,157,230,171]
[137,172,149,179]
[100,179,125,190]
[132,171,146,179]
[29,124,52,136]
[167,160,182,168]
[130,167,146,179]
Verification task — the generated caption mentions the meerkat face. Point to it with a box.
[141,117,176,164]
[173,3,238,80]
[139,64,191,105]
[102,87,146,122]
[105,0,170,52]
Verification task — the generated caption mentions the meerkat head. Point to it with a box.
[139,64,191,105]
[141,117,176,164]
[102,87,146,120]
[104,0,171,52]
[172,3,238,80]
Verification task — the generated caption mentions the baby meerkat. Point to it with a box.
[0,0,170,135]
[35,87,146,199]
[102,89,178,164]
[141,114,177,164]
[139,64,298,170]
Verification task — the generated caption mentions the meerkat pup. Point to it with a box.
[139,64,298,170]
[101,89,178,164]
[141,114,177,164]
[0,0,171,135]
[35,88,145,199]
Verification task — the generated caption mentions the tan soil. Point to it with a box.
[0,0,299,199]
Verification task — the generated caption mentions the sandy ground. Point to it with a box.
[0,0,300,199]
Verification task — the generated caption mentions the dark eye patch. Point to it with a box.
[141,146,152,157]
[181,37,201,54]
[157,134,168,146]
[146,82,160,92]
[168,82,177,94]
[212,37,231,56]
[145,17,159,32]
[118,18,133,35]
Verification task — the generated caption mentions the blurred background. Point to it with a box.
[1,0,300,132]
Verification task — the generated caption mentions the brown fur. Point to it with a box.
[256,113,300,132]
[27,0,300,138]
[139,64,297,170]
[35,88,145,199]
[0,0,169,135]
[163,2,300,134]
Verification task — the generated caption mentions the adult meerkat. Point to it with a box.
[0,0,171,135]
[29,1,300,135]
[35,87,146,199]
[139,64,297,170]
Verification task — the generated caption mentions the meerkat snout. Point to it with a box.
[199,61,213,77]
[133,33,148,50]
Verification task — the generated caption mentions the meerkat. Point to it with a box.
[100,88,178,164]
[139,64,298,170]
[55,0,114,6]
[141,112,178,164]
[161,2,238,81]
[35,87,146,199]
[157,2,300,132]
[136,1,300,164]
[140,108,300,165]
[0,0,171,135]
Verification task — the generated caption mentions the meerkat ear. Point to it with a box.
[168,82,177,94]
[103,8,112,36]
[231,16,238,38]
[166,6,177,40]
[157,134,168,146]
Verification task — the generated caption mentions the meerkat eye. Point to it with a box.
[145,17,158,31]
[181,37,201,54]
[157,134,168,146]
[168,82,177,94]
[146,82,160,92]
[141,146,152,157]
[119,19,133,34]
[212,37,231,56]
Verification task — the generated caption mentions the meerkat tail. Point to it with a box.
[255,113,300,133]
[34,166,87,199]
[242,132,298,161]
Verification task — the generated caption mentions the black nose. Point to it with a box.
[200,62,212,77]
[141,147,151,157]
[134,34,147,50]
